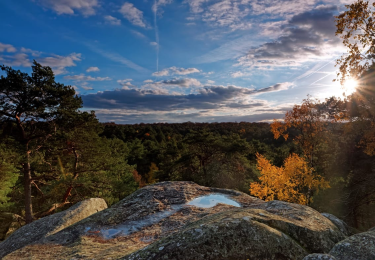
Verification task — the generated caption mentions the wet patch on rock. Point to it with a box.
[187,193,241,208]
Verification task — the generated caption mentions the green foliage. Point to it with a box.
[0,143,20,205]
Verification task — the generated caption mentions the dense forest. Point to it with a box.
[1,0,375,239]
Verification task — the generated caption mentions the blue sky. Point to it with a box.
[0,0,353,123]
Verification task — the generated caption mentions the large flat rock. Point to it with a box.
[4,181,348,260]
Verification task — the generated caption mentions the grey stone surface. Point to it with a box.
[329,229,375,260]
[3,182,350,260]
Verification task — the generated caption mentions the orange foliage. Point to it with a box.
[250,153,329,205]
[271,97,326,165]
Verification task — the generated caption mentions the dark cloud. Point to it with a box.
[256,82,292,93]
[238,5,340,68]
[82,85,255,111]
[95,111,284,124]
[82,82,292,112]
[159,78,202,87]
[290,5,338,37]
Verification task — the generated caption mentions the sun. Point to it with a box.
[327,77,359,98]
[342,78,359,96]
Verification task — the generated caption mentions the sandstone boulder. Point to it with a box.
[329,230,375,260]
[125,201,347,260]
[0,198,107,258]
[3,182,348,260]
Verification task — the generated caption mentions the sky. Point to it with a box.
[0,0,354,124]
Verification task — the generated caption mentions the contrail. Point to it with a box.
[308,71,335,86]
[153,0,159,72]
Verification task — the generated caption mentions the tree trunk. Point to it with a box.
[62,147,79,203]
[24,147,33,224]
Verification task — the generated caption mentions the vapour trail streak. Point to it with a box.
[153,0,159,72]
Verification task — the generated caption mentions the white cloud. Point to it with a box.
[202,0,252,30]
[86,66,100,72]
[38,0,99,16]
[247,0,319,17]
[184,0,209,13]
[144,79,154,83]
[185,0,327,32]
[0,53,32,67]
[0,44,81,74]
[20,47,42,57]
[81,85,94,90]
[104,15,121,25]
[231,71,245,78]
[0,43,16,53]
[120,2,147,28]
[131,30,147,38]
[207,80,215,84]
[152,66,201,76]
[117,79,133,84]
[152,70,169,77]
[37,53,82,75]
[117,79,136,89]
[150,42,158,46]
[64,74,111,81]
[152,0,173,16]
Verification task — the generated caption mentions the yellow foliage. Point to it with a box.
[250,153,330,205]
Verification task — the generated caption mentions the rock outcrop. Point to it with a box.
[329,229,375,260]
[3,181,349,260]
[125,201,347,260]
[0,198,107,258]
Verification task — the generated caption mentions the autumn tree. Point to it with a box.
[250,153,329,205]
[335,0,375,84]
[270,97,329,169]
[0,61,82,223]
